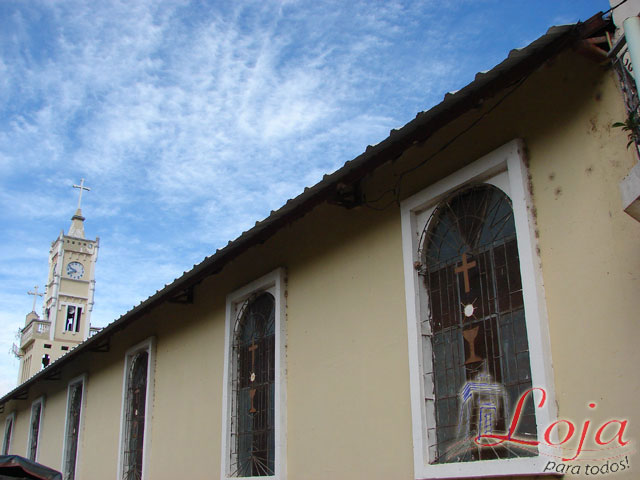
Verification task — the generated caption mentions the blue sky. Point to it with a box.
[0,0,609,393]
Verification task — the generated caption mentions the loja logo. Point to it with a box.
[476,387,630,462]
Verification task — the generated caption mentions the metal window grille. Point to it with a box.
[230,292,275,477]
[122,351,148,480]
[418,185,537,464]
[28,402,42,461]
[64,382,83,480]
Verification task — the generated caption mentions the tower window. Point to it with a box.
[65,305,82,332]
[21,356,32,384]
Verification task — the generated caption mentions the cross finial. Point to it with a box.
[27,286,44,313]
[72,178,91,211]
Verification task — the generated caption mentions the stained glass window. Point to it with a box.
[2,414,14,455]
[230,292,275,477]
[64,380,83,480]
[122,351,148,480]
[28,400,43,461]
[419,184,537,463]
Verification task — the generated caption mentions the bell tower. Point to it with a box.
[17,179,100,384]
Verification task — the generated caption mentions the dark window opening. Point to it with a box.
[65,306,82,332]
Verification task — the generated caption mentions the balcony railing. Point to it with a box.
[20,319,51,347]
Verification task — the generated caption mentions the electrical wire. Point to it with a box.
[606,0,630,15]
[363,72,530,211]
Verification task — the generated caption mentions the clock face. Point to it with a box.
[66,261,85,280]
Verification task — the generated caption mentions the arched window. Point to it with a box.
[2,413,15,455]
[64,378,84,480]
[122,351,149,480]
[419,184,536,463]
[230,292,275,477]
[28,397,44,461]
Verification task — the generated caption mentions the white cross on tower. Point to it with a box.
[73,178,91,210]
[27,285,44,313]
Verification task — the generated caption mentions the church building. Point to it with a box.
[0,8,638,480]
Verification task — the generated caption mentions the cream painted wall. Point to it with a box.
[58,280,90,299]
[0,49,636,480]
[36,391,66,468]
[285,206,413,480]
[145,300,227,478]
[526,61,639,473]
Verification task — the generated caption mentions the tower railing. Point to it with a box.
[20,320,51,348]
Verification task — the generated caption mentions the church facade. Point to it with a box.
[0,11,638,480]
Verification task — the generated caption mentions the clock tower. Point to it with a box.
[17,179,100,384]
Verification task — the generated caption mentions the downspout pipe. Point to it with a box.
[624,15,640,94]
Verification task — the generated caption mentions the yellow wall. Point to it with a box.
[0,49,637,480]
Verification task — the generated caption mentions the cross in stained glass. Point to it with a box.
[455,253,477,293]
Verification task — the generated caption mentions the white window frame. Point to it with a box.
[117,337,156,480]
[27,396,45,461]
[401,139,557,479]
[220,268,287,480]
[61,374,87,479]
[2,412,16,455]
[63,303,83,333]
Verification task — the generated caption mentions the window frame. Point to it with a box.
[27,396,45,462]
[62,374,87,480]
[2,412,16,455]
[401,139,557,478]
[117,337,156,480]
[220,268,287,480]
[63,304,83,333]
